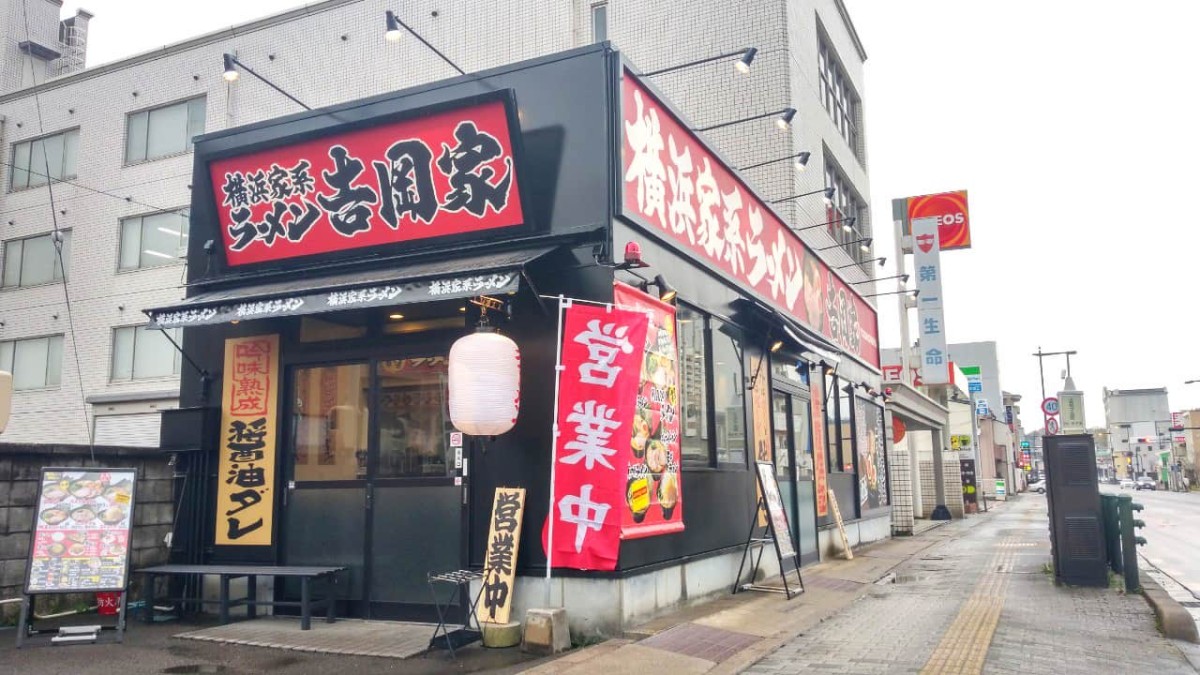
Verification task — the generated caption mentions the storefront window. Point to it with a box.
[712,321,746,466]
[292,363,370,482]
[676,306,708,464]
[856,398,888,509]
[376,357,453,478]
[837,385,854,472]
[825,371,838,474]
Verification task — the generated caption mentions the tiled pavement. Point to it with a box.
[743,495,1196,675]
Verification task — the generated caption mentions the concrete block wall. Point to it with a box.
[0,445,173,622]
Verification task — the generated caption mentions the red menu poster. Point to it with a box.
[614,282,685,539]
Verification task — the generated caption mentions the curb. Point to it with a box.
[1141,575,1200,644]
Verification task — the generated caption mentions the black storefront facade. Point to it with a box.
[153,44,888,633]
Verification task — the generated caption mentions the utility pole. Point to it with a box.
[1032,348,1077,432]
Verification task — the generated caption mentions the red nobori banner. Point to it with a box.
[544,302,648,570]
[210,98,525,266]
[620,71,879,367]
[613,283,684,539]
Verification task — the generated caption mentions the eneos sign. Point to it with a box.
[905,190,970,250]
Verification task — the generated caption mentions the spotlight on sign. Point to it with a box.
[449,328,520,436]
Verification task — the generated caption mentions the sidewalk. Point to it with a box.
[523,496,1198,674]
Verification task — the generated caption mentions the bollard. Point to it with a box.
[1117,495,1146,592]
[1100,494,1121,573]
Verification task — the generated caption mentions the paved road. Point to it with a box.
[744,494,1196,674]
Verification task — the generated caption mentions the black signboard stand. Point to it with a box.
[732,463,804,599]
[16,467,138,648]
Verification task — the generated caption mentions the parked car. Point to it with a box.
[1135,477,1157,491]
[1119,478,1135,490]
[1027,480,1046,494]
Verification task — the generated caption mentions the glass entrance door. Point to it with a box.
[368,357,461,619]
[771,389,819,566]
[284,362,371,615]
[283,357,462,620]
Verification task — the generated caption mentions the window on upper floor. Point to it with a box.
[2,230,70,288]
[591,2,608,42]
[824,159,869,264]
[818,37,862,161]
[0,335,63,390]
[119,209,189,270]
[125,97,206,164]
[10,128,80,191]
[111,325,182,381]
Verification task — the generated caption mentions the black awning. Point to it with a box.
[145,246,555,329]
[732,297,842,365]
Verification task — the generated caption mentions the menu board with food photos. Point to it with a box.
[25,468,137,593]
[615,282,685,539]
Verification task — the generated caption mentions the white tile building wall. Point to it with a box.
[0,0,875,446]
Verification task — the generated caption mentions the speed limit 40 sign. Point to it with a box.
[1041,397,1060,416]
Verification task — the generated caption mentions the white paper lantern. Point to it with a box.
[449,329,521,436]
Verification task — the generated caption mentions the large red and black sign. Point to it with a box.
[210,98,525,266]
[619,71,880,367]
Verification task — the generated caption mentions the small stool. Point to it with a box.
[427,569,484,659]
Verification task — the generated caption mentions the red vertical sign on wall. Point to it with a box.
[545,303,649,570]
[811,381,829,517]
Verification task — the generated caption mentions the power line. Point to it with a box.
[0,165,191,219]
[19,0,95,462]
[0,159,186,217]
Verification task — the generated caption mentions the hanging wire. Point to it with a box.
[19,0,96,462]
[0,160,185,216]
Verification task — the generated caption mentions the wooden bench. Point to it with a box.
[136,564,346,630]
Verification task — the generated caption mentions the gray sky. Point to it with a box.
[845,0,1200,425]
[67,1,1200,423]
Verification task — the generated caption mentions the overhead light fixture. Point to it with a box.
[861,287,918,299]
[775,107,797,131]
[389,313,405,320]
[822,187,836,207]
[653,274,677,303]
[643,46,758,77]
[770,339,784,353]
[143,250,176,260]
[859,237,873,253]
[737,151,811,173]
[222,53,239,82]
[385,10,403,42]
[459,306,466,313]
[695,107,796,133]
[815,237,871,252]
[790,215,854,234]
[220,53,311,110]
[383,9,465,75]
[734,47,758,74]
[842,218,856,233]
[156,226,183,237]
[838,256,886,269]
[771,186,833,206]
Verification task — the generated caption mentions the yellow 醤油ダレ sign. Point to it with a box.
[215,334,280,546]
